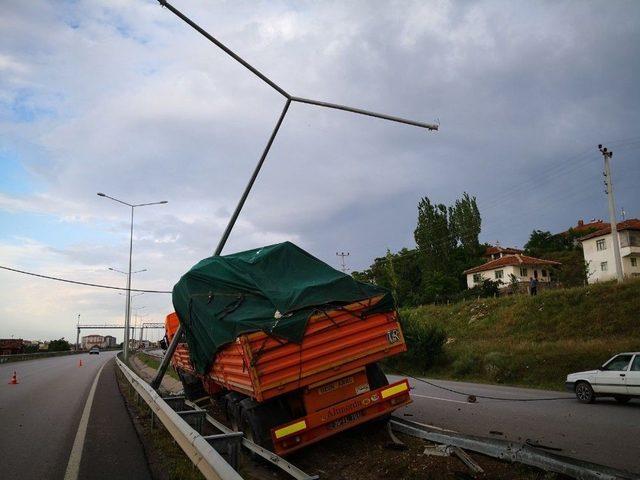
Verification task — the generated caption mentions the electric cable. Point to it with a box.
[0,265,172,293]
[388,367,573,402]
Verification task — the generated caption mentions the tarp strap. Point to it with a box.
[217,295,245,320]
[250,331,288,367]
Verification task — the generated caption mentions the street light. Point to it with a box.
[98,192,167,362]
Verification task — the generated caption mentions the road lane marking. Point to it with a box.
[63,360,107,480]
[412,393,471,405]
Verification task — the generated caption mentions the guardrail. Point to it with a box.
[115,356,243,480]
[0,350,84,364]
[0,348,122,364]
[390,416,637,480]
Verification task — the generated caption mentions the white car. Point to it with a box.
[566,352,640,404]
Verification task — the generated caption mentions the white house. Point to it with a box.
[580,219,640,283]
[464,254,560,290]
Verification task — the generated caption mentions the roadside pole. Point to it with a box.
[150,0,439,391]
[599,145,624,283]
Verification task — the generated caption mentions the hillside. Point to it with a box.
[393,279,640,390]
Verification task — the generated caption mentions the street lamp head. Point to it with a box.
[160,201,168,204]
[97,192,106,197]
[598,144,602,150]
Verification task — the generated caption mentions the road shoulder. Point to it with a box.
[78,358,152,480]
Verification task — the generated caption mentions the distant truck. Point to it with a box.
[163,242,411,455]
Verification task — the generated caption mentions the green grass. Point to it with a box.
[136,352,180,381]
[397,279,640,390]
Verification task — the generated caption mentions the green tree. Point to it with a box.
[450,192,482,255]
[48,338,71,352]
[414,197,454,274]
[524,230,569,256]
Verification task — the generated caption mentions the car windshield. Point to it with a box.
[602,354,633,371]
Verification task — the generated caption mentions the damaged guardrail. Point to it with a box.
[115,356,243,480]
[390,416,637,480]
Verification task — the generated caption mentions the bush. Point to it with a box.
[451,351,482,376]
[483,351,519,383]
[386,316,447,373]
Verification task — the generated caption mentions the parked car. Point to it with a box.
[89,346,100,355]
[566,352,640,403]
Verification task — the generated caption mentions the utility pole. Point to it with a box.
[599,145,624,283]
[336,251,350,273]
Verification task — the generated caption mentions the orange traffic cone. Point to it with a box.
[78,359,83,367]
[8,371,19,385]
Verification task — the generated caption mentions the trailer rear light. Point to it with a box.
[380,382,409,399]
[274,420,307,439]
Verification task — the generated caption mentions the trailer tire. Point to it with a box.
[240,399,275,453]
[223,392,246,431]
[366,363,389,389]
[366,363,391,425]
[176,368,207,402]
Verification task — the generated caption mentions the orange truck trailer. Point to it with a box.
[163,242,412,455]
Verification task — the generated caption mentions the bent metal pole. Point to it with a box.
[151,99,292,389]
[151,0,439,390]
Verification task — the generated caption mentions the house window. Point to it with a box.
[631,258,638,267]
[600,261,608,272]
[541,269,547,277]
[520,267,527,277]
[596,239,606,251]
[495,270,504,279]
[473,273,482,283]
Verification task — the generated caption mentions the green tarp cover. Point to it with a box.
[172,241,393,374]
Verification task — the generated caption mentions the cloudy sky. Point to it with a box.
[1,0,639,342]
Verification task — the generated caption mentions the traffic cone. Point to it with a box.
[78,359,83,367]
[8,371,18,385]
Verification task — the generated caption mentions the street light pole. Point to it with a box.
[98,192,167,362]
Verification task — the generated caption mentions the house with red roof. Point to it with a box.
[482,245,524,261]
[579,219,640,283]
[464,254,561,291]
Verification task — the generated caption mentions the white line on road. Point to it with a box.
[412,393,472,405]
[63,360,107,480]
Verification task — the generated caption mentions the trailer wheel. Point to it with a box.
[239,399,275,453]
[366,363,391,425]
[223,392,246,431]
[366,363,389,389]
[176,368,207,402]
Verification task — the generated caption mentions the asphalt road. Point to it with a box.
[390,374,640,475]
[0,352,151,480]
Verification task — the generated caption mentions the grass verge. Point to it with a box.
[390,279,640,390]
[136,352,180,381]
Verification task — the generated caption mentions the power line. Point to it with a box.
[0,265,172,293]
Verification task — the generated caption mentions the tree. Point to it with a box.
[449,192,482,255]
[524,230,568,256]
[48,338,71,352]
[414,197,454,274]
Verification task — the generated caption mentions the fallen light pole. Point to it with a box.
[152,0,438,389]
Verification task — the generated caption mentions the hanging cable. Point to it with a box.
[387,367,572,402]
[0,265,171,293]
